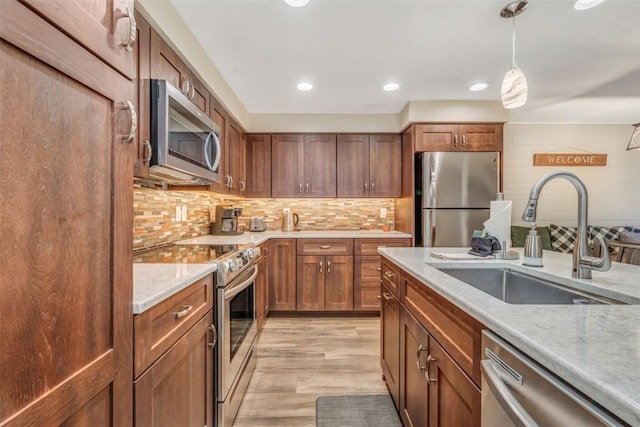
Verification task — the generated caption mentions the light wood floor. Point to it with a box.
[232,316,388,427]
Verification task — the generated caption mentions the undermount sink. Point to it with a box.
[436,268,621,305]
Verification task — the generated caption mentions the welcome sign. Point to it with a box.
[533,153,607,167]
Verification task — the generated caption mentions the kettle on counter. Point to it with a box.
[282,208,299,231]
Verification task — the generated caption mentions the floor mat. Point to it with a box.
[315,394,402,427]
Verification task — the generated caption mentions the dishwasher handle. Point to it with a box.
[481,360,539,427]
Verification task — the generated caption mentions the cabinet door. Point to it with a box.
[354,255,381,311]
[246,134,272,197]
[255,254,266,332]
[185,70,210,115]
[135,312,215,427]
[209,101,228,193]
[296,255,325,311]
[226,120,245,195]
[261,244,270,319]
[21,0,135,78]
[380,282,401,409]
[337,134,369,197]
[427,338,481,427]
[272,134,304,197]
[150,29,185,93]
[459,124,503,152]
[369,134,401,197]
[133,9,151,178]
[415,124,459,152]
[324,255,354,311]
[268,239,297,311]
[304,134,336,197]
[400,309,430,427]
[1,3,133,424]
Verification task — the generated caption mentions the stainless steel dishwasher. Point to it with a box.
[481,331,626,427]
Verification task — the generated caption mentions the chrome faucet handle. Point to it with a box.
[580,236,612,272]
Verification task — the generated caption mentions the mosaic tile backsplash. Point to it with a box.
[134,187,395,251]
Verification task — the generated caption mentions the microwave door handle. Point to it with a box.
[203,132,214,171]
[210,131,221,172]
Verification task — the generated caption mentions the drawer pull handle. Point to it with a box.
[376,267,382,271]
[382,292,393,301]
[416,344,428,373]
[327,261,331,273]
[174,305,193,319]
[208,324,217,349]
[426,355,437,384]
[320,245,331,249]
[376,295,382,300]
[319,261,323,273]
[384,271,395,278]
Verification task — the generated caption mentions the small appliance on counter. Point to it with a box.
[282,208,299,232]
[211,205,243,235]
[250,217,266,232]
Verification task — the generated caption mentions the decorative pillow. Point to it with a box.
[619,227,640,244]
[511,226,553,250]
[588,226,623,243]
[549,224,577,253]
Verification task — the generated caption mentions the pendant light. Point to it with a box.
[500,1,528,109]
[627,123,640,151]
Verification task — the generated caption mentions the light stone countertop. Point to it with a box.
[176,229,412,246]
[378,247,640,425]
[133,263,217,314]
[133,230,409,314]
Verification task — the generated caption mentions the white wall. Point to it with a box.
[503,123,640,227]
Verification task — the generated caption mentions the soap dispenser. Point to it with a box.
[523,223,543,267]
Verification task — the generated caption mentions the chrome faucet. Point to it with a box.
[522,171,611,279]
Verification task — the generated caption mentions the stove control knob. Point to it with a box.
[255,247,261,257]
[236,258,244,268]
[223,261,232,272]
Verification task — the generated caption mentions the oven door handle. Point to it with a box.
[224,266,258,300]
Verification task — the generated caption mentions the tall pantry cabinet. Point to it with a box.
[1,1,134,425]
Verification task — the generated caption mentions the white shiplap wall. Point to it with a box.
[503,123,640,227]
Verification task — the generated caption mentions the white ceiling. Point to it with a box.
[170,0,640,121]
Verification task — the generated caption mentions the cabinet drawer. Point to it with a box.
[134,274,214,377]
[402,274,484,386]
[297,238,353,255]
[381,259,400,297]
[355,238,410,255]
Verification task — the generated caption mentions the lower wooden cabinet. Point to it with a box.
[268,239,297,311]
[380,281,401,409]
[134,311,215,427]
[256,243,269,331]
[400,309,430,427]
[297,255,353,311]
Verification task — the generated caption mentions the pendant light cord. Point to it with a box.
[512,16,517,69]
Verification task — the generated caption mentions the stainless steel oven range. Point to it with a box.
[214,243,260,427]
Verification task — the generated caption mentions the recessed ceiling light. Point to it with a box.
[284,0,310,7]
[297,82,313,91]
[573,0,607,10]
[469,82,489,92]
[383,83,400,91]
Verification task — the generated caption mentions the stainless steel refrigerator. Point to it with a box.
[418,152,499,247]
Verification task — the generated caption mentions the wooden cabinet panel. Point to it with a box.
[134,312,215,427]
[337,134,369,197]
[0,2,133,424]
[369,134,401,197]
[246,134,272,197]
[21,0,135,79]
[354,256,381,311]
[355,239,410,255]
[324,255,354,311]
[297,238,353,256]
[403,274,484,386]
[380,281,401,410]
[460,124,503,152]
[415,124,458,152]
[304,134,336,197]
[150,29,183,91]
[427,338,481,427]
[400,309,430,427]
[271,134,304,197]
[381,259,400,297]
[268,239,297,311]
[185,70,209,114]
[225,120,245,195]
[296,255,325,311]
[255,242,270,330]
[134,274,213,377]
[133,9,151,178]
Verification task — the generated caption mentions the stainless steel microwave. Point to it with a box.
[149,79,221,185]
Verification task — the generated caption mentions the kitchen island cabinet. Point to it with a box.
[380,260,401,409]
[1,1,134,424]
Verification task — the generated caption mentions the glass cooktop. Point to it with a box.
[133,244,239,264]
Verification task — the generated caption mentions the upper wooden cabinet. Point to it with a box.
[246,134,272,197]
[272,134,337,198]
[414,124,503,152]
[337,134,401,198]
[133,10,151,178]
[1,1,133,424]
[226,119,246,195]
[150,29,209,114]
